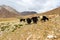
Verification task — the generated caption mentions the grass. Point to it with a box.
[0,14,60,40]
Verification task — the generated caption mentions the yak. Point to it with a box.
[41,16,49,22]
[26,18,32,24]
[31,16,39,24]
[20,19,25,22]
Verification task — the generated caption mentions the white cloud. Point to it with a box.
[37,0,60,13]
[0,0,60,13]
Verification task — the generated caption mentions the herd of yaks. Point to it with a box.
[20,16,49,24]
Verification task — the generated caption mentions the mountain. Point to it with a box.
[0,5,20,18]
[20,7,60,18]
[20,11,37,15]
[39,7,60,15]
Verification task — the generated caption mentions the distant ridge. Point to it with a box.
[20,11,37,15]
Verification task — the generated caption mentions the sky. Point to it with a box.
[0,0,60,13]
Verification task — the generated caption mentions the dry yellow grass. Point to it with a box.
[0,14,60,40]
[0,18,19,21]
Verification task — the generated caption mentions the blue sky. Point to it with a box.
[0,0,60,13]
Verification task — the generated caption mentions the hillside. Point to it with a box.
[0,7,60,40]
[21,7,60,18]
[39,7,60,15]
[0,5,20,18]
[0,12,60,40]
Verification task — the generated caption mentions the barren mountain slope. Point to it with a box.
[0,5,20,18]
[39,7,60,15]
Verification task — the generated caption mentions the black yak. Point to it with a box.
[31,16,39,24]
[26,18,31,24]
[20,19,25,22]
[41,16,49,22]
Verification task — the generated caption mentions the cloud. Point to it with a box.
[0,0,60,13]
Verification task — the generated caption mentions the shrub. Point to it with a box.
[14,25,18,27]
[18,24,23,26]
[11,25,18,32]
[18,24,23,28]
[1,25,9,31]
[14,24,23,28]
[1,27,5,31]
